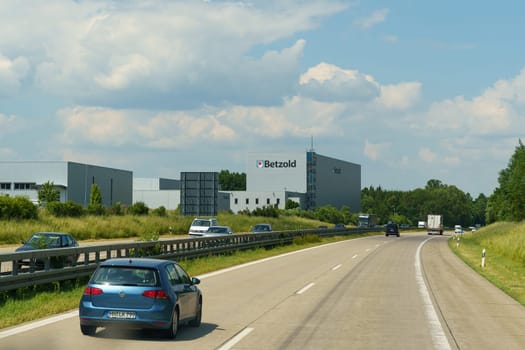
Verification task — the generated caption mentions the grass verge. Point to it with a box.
[448,221,525,306]
[0,234,361,330]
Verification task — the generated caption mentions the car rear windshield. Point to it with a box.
[192,220,212,226]
[91,266,160,287]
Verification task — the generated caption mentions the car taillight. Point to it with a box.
[142,290,169,299]
[84,286,103,295]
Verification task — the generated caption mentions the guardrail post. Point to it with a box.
[481,248,486,267]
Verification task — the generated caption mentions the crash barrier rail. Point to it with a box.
[0,226,380,292]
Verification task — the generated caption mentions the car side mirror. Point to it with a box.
[191,277,201,285]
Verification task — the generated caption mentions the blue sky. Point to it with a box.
[1,0,524,198]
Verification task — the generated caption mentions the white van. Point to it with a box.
[454,225,463,234]
[188,218,218,236]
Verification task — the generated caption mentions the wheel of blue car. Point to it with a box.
[80,325,96,336]
[166,307,179,339]
[189,298,202,327]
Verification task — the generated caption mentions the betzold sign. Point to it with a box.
[256,159,297,168]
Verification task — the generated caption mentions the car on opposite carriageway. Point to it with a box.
[188,218,218,236]
[252,223,273,233]
[15,231,79,269]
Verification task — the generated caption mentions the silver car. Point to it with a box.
[204,226,233,236]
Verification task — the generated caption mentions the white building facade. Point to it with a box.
[133,178,181,210]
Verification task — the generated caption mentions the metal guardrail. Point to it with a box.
[0,227,380,292]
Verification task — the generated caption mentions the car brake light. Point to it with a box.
[84,286,103,295]
[142,290,169,299]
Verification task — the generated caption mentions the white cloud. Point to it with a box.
[94,54,152,90]
[377,82,422,109]
[0,1,346,107]
[354,8,389,30]
[364,140,390,160]
[0,54,29,96]
[0,113,23,134]
[418,148,436,163]
[384,35,399,43]
[57,95,349,152]
[299,62,380,102]
[424,89,513,135]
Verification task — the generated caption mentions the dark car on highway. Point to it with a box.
[385,222,400,237]
[15,231,79,268]
[79,258,202,338]
[252,223,273,233]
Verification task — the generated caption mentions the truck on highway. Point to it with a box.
[427,214,443,235]
[358,213,378,228]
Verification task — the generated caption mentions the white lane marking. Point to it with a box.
[415,238,452,350]
[218,327,254,350]
[197,236,373,280]
[0,310,78,339]
[365,248,371,252]
[296,282,315,295]
[352,254,358,259]
[332,264,342,271]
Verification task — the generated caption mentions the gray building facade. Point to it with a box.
[306,152,361,211]
[227,151,361,213]
[0,161,132,207]
[180,172,219,216]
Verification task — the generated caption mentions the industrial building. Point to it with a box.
[1,150,360,214]
[0,161,132,206]
[220,151,361,213]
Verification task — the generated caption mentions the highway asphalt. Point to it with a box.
[1,232,524,349]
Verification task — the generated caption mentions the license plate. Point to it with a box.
[108,311,136,319]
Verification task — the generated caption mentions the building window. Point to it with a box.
[333,167,342,174]
[246,198,249,205]
[14,183,35,190]
[266,198,270,205]
[276,198,280,205]
[255,198,259,205]
[0,183,11,190]
[234,198,238,205]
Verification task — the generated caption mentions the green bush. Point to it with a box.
[251,205,279,218]
[47,201,84,217]
[128,202,149,215]
[0,195,38,220]
[152,206,167,217]
[285,199,300,210]
[108,202,124,216]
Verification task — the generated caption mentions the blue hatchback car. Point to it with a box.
[79,258,202,338]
